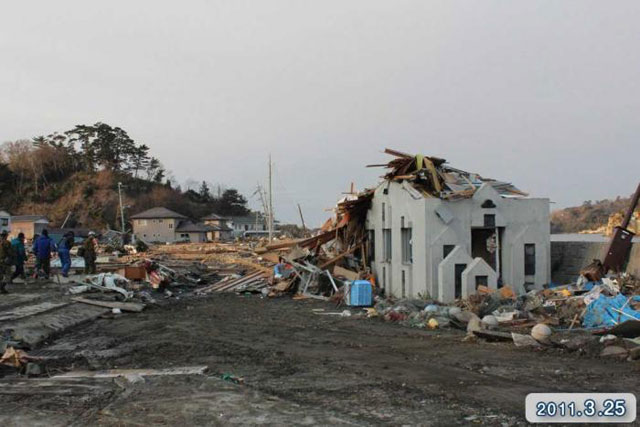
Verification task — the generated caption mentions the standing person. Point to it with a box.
[83,231,98,275]
[0,230,14,294]
[34,229,55,279]
[31,233,40,279]
[57,231,74,277]
[10,232,27,283]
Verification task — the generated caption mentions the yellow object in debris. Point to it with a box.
[428,318,439,329]
[499,285,516,300]
[0,347,29,368]
[558,289,572,297]
[365,308,378,318]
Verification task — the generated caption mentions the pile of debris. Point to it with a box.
[367,148,527,200]
[252,186,373,300]
[354,271,640,361]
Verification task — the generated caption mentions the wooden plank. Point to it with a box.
[215,272,265,292]
[260,252,281,264]
[210,271,262,290]
[53,366,208,379]
[318,245,359,269]
[223,278,264,292]
[72,297,145,313]
[0,302,69,322]
[333,265,359,281]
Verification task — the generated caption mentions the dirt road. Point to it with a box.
[1,293,639,425]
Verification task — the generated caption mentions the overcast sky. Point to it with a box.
[1,1,638,226]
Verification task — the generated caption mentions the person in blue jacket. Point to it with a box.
[33,230,56,279]
[57,231,74,277]
[10,232,27,282]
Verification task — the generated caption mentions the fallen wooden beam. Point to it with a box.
[318,244,360,269]
[53,366,208,379]
[72,297,146,313]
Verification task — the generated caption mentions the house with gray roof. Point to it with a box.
[131,207,215,243]
[201,213,233,241]
[229,213,267,238]
[175,221,215,243]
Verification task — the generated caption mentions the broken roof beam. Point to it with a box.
[384,148,413,158]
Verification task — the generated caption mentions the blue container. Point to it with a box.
[349,280,372,307]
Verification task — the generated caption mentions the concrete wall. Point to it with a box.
[133,218,180,243]
[551,240,640,284]
[366,181,550,302]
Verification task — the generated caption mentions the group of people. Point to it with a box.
[0,229,99,294]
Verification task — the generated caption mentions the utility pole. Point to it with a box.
[253,184,269,220]
[297,203,306,232]
[268,155,274,241]
[118,182,126,234]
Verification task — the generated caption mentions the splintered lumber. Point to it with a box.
[300,229,341,249]
[197,270,270,294]
[318,245,360,269]
[71,297,146,313]
[333,265,359,281]
[216,271,268,292]
[262,239,303,251]
[260,252,281,263]
[196,276,232,294]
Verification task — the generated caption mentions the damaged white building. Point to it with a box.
[365,150,550,303]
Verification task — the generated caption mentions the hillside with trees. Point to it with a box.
[0,122,251,230]
[550,196,634,234]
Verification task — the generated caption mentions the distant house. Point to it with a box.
[0,210,10,234]
[131,207,187,243]
[10,215,50,240]
[230,214,267,238]
[131,207,213,243]
[201,213,233,241]
[175,221,213,243]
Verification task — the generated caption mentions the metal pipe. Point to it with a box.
[621,182,640,229]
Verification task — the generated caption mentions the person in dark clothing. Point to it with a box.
[83,231,98,275]
[34,229,55,279]
[31,233,40,279]
[10,232,27,282]
[57,231,75,277]
[0,230,14,294]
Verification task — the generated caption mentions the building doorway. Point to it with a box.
[454,264,466,299]
[471,227,502,275]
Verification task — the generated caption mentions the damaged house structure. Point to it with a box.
[364,149,550,303]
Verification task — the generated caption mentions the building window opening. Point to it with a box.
[401,227,412,264]
[383,229,392,261]
[524,244,536,276]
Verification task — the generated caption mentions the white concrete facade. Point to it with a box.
[366,181,550,302]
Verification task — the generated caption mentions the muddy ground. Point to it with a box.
[1,290,639,426]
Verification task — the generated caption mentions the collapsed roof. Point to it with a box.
[367,148,528,200]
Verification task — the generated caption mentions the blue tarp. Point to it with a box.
[583,294,640,328]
